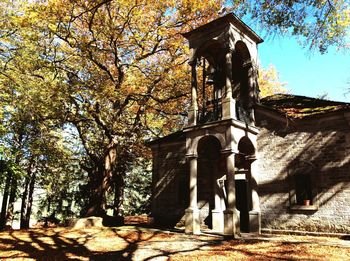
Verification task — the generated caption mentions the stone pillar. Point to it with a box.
[247,64,259,125]
[222,49,236,120]
[211,161,224,232]
[185,154,200,234]
[249,158,261,233]
[247,65,254,125]
[188,61,198,126]
[252,64,260,103]
[223,150,240,237]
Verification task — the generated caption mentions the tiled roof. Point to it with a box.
[146,130,185,145]
[260,94,350,118]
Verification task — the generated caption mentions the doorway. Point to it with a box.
[197,136,222,230]
[235,137,255,232]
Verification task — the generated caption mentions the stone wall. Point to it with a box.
[150,135,188,226]
[150,110,350,233]
[256,112,350,233]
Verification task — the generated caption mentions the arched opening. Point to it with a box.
[289,160,317,208]
[197,136,222,230]
[236,136,255,232]
[232,41,254,124]
[195,41,225,124]
[238,136,255,158]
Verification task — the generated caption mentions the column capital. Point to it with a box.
[223,43,234,54]
[246,155,257,162]
[185,153,198,159]
[188,48,198,66]
[225,48,233,57]
[243,60,253,68]
[221,149,238,155]
[252,62,259,71]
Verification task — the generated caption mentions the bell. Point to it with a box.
[206,65,215,85]
[206,74,214,85]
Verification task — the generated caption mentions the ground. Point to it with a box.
[0,216,349,260]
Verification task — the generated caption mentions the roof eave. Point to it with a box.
[182,13,263,44]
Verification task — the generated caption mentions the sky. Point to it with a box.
[257,35,350,103]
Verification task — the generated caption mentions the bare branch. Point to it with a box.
[87,49,115,82]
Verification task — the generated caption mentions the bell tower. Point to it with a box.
[183,13,262,126]
[183,13,263,236]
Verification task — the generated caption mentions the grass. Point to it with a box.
[0,217,349,260]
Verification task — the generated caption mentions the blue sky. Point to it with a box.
[257,36,350,103]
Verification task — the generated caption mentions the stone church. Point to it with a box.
[148,13,350,236]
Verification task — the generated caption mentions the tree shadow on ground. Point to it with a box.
[1,228,91,260]
[341,235,350,241]
[0,226,348,260]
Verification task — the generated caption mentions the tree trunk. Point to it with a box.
[85,165,110,217]
[20,160,36,229]
[0,171,12,230]
[85,146,116,217]
[47,196,51,213]
[20,175,30,229]
[5,175,18,227]
[24,172,36,229]
[113,174,124,217]
[57,196,63,215]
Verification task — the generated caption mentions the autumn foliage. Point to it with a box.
[0,0,348,226]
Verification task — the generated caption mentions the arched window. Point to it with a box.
[289,161,318,210]
[195,41,225,124]
[232,41,254,124]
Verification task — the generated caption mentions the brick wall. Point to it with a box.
[256,112,350,233]
[150,138,188,226]
[150,110,350,233]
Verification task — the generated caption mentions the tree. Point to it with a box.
[122,158,152,215]
[1,0,347,224]
[0,103,79,229]
[258,64,287,97]
[228,0,350,53]
[0,0,225,218]
[0,2,83,227]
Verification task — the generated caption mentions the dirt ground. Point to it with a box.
[0,216,349,260]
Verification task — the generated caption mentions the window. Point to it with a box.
[295,174,312,205]
[289,172,318,211]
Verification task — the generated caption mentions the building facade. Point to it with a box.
[149,14,350,236]
[256,94,350,233]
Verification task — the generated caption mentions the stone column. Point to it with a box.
[247,64,259,125]
[222,49,236,120]
[223,150,240,237]
[188,61,198,126]
[211,160,224,232]
[185,154,200,234]
[252,64,260,103]
[249,158,261,233]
